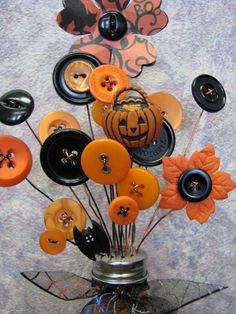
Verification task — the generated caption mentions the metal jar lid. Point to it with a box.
[92,250,148,285]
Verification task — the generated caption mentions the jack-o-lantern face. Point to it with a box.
[102,88,162,148]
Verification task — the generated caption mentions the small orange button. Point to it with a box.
[92,100,112,126]
[149,92,183,130]
[109,196,139,225]
[38,111,81,143]
[44,198,87,240]
[89,65,129,104]
[0,135,32,187]
[117,168,160,210]
[81,138,131,185]
[39,229,67,255]
[64,60,94,93]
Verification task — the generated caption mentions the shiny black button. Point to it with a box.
[98,12,127,41]
[178,168,212,202]
[130,119,175,167]
[40,129,92,186]
[0,89,34,126]
[192,74,226,112]
[53,52,102,105]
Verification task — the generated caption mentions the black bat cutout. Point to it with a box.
[0,89,34,125]
[74,220,110,261]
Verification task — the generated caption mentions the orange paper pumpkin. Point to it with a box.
[102,86,162,148]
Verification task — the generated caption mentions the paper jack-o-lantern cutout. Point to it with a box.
[102,86,162,148]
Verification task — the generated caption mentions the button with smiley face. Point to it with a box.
[44,198,87,240]
[109,196,139,225]
[53,52,102,105]
[192,74,226,112]
[0,89,34,126]
[38,111,81,143]
[39,228,67,255]
[81,138,131,185]
[0,135,32,187]
[117,168,160,210]
[40,129,92,186]
[89,65,129,104]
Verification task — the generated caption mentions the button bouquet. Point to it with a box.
[0,1,235,313]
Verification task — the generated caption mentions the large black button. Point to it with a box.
[0,89,34,126]
[53,52,102,105]
[130,119,175,167]
[98,12,127,41]
[192,74,226,112]
[40,129,92,186]
[178,168,212,202]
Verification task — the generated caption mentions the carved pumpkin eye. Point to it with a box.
[119,119,127,126]
[138,117,145,124]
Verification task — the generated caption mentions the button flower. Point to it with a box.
[159,145,236,224]
[57,0,168,77]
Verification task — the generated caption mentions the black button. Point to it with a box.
[130,119,175,167]
[98,12,127,41]
[192,74,226,112]
[53,52,102,105]
[40,129,92,186]
[178,168,212,202]
[0,89,34,126]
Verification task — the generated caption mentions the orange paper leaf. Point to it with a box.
[162,156,189,184]
[211,172,236,200]
[186,197,215,224]
[159,184,187,210]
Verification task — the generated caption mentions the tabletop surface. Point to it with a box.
[0,1,236,313]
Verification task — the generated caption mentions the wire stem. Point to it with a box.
[25,120,42,146]
[69,186,93,222]
[86,104,95,140]
[136,211,172,252]
[25,178,53,202]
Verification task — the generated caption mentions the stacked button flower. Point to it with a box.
[57,0,168,77]
[159,145,236,224]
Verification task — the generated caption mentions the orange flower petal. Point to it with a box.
[185,197,215,224]
[162,155,189,184]
[159,184,187,210]
[211,171,236,200]
[189,146,220,175]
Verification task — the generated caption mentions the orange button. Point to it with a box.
[149,92,183,130]
[0,135,32,187]
[92,100,112,126]
[89,65,129,104]
[117,168,160,210]
[109,196,139,225]
[38,111,81,143]
[39,229,67,255]
[81,138,131,185]
[44,198,87,240]
[64,60,94,93]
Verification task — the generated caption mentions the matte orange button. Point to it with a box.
[44,198,87,240]
[89,65,129,104]
[39,229,67,255]
[117,168,160,210]
[64,60,94,93]
[109,196,139,225]
[92,100,112,126]
[0,135,32,187]
[81,138,131,185]
[149,92,183,130]
[38,111,81,143]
